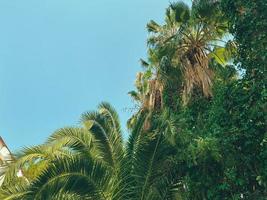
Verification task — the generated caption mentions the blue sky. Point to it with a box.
[0,0,190,151]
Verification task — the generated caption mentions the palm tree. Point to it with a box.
[146,1,232,103]
[128,69,163,131]
[0,103,177,200]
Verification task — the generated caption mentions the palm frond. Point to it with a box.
[81,111,115,167]
[147,20,161,33]
[29,156,111,200]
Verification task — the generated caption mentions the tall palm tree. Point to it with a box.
[146,1,232,103]
[0,103,177,200]
[128,69,163,131]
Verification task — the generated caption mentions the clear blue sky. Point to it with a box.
[0,0,190,151]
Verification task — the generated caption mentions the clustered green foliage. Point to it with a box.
[0,1,266,199]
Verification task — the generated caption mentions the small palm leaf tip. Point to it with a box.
[170,2,190,23]
[0,137,13,187]
[83,120,94,130]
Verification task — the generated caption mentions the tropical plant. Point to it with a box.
[0,103,178,200]
[146,1,233,102]
[1,1,266,199]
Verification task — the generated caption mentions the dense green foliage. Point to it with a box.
[1,0,266,199]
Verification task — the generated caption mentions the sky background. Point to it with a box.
[0,0,190,151]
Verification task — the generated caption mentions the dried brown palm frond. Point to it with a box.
[148,79,164,111]
[178,41,214,103]
[128,73,164,131]
[130,71,164,112]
